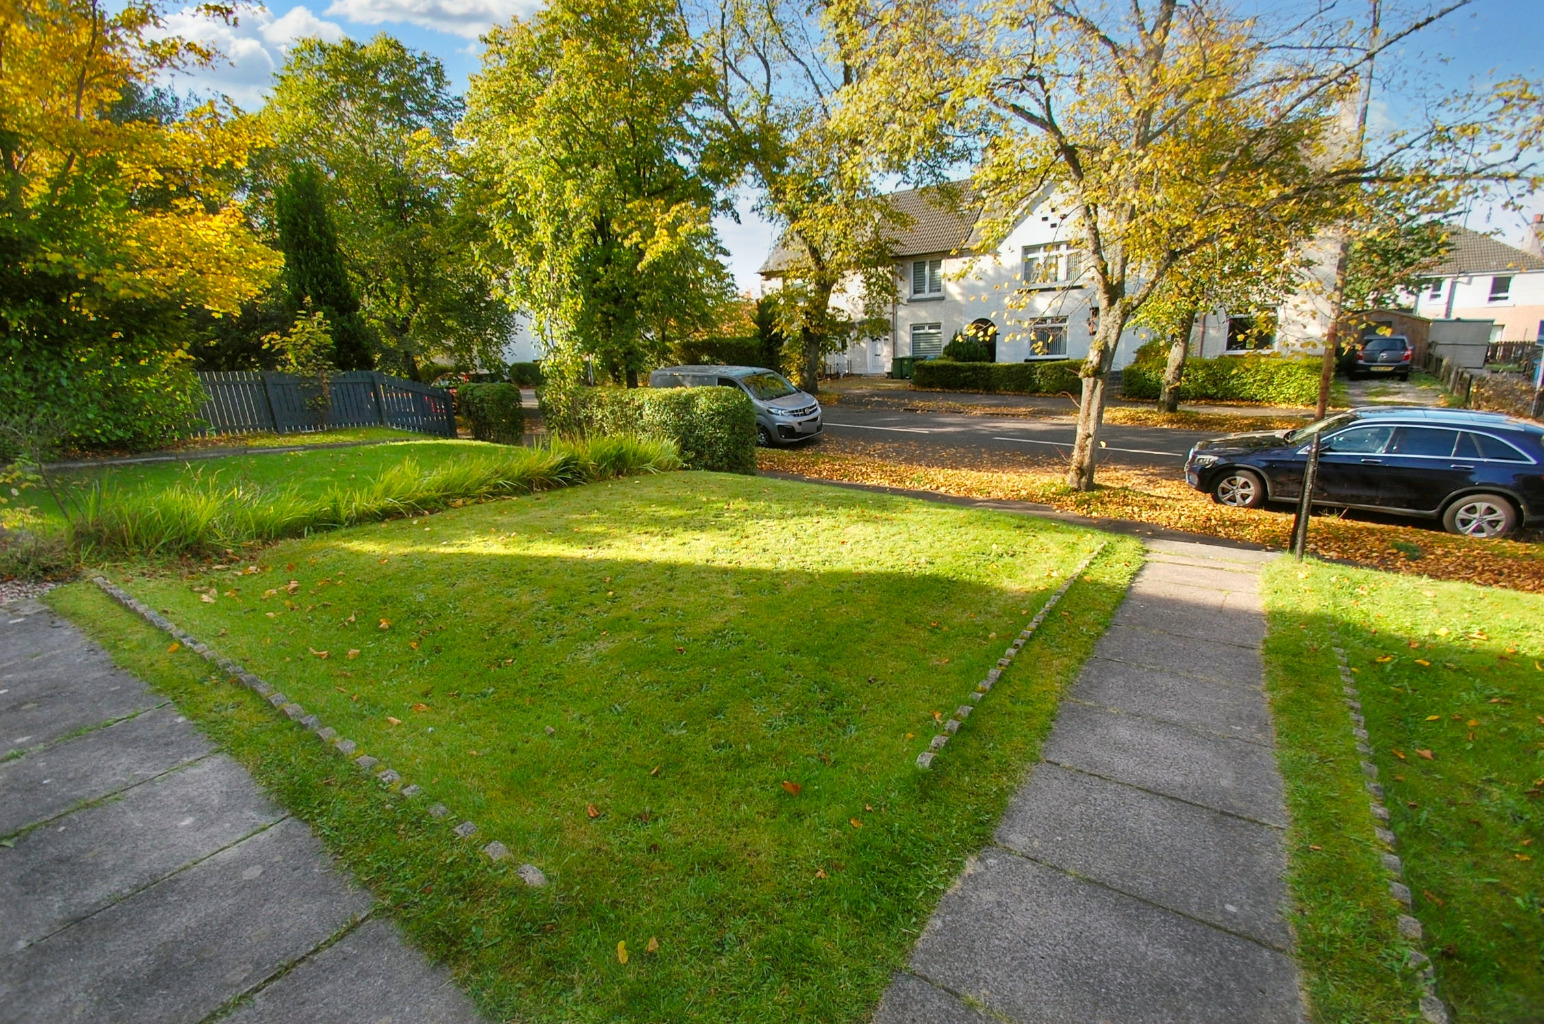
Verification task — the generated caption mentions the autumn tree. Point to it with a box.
[697,0,901,392]
[0,0,278,449]
[274,163,375,370]
[259,36,511,378]
[463,0,734,389]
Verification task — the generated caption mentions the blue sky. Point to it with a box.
[170,0,1543,292]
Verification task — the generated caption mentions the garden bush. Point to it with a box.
[576,386,756,474]
[508,361,544,387]
[671,335,782,372]
[912,359,1083,395]
[457,383,525,444]
[940,334,990,362]
[1121,351,1320,405]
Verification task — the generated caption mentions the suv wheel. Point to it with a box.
[756,424,774,447]
[1212,469,1266,508]
[1442,493,1518,538]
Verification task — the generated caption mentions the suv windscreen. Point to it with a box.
[738,372,798,401]
[1287,413,1354,444]
[1323,425,1395,454]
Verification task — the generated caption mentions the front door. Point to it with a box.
[1313,424,1396,506]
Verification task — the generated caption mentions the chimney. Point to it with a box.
[1524,213,1544,260]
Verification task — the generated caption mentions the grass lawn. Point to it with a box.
[1262,559,1544,1023]
[53,472,1139,1023]
[30,439,506,530]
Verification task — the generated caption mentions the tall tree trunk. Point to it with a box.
[794,278,835,394]
[1158,305,1198,413]
[1066,312,1125,491]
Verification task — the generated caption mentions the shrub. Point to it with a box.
[940,334,990,362]
[577,386,756,474]
[458,383,526,444]
[671,336,781,372]
[912,360,1082,395]
[1121,352,1319,405]
[508,361,544,387]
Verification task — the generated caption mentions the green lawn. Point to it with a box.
[55,472,1139,1023]
[32,438,501,529]
[1263,560,1544,1024]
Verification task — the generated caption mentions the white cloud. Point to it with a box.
[324,0,539,38]
[160,5,346,108]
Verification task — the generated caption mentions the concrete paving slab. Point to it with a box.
[1112,594,1266,649]
[1145,539,1276,566]
[1092,623,1264,685]
[0,706,213,836]
[909,851,1302,1024]
[1069,657,1273,744]
[221,917,484,1024]
[995,764,1291,948]
[0,756,284,952]
[1,664,164,757]
[0,817,371,1024]
[872,972,994,1024]
[1043,701,1288,826]
[1140,561,1261,594]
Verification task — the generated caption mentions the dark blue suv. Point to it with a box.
[1184,407,1544,538]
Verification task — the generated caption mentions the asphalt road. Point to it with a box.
[817,404,1235,470]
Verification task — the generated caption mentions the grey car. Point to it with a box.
[648,365,823,446]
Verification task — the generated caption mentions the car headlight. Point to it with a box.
[1191,453,1219,468]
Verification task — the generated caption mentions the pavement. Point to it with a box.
[0,596,485,1024]
[822,377,1318,419]
[874,538,1305,1024]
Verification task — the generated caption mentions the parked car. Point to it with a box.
[1342,334,1413,380]
[1184,407,1544,538]
[648,365,822,446]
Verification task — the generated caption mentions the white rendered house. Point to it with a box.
[1408,223,1544,344]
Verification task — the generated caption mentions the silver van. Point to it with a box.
[648,365,823,446]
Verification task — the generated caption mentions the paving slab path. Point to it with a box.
[0,596,485,1024]
[875,538,1305,1024]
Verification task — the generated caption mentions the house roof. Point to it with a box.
[758,182,984,276]
[1429,225,1544,276]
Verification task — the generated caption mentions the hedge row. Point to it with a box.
[1121,353,1320,405]
[575,386,756,474]
[508,362,544,387]
[458,383,526,444]
[671,336,782,373]
[911,359,1084,395]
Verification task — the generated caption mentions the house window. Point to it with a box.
[1489,276,1512,302]
[911,322,944,359]
[911,259,943,298]
[1024,317,1068,357]
[1225,315,1274,352]
[1021,243,1082,287]
[1426,279,1445,299]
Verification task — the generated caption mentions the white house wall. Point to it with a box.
[1410,269,1544,343]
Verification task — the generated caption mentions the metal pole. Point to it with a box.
[1290,434,1322,560]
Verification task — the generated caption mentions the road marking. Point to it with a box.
[990,436,1185,459]
[824,421,933,434]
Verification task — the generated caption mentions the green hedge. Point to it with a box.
[911,359,1083,395]
[671,336,782,373]
[1121,353,1320,405]
[508,361,544,387]
[577,386,756,474]
[458,383,526,444]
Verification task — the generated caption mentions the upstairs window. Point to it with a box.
[911,259,943,297]
[1021,243,1082,287]
[1426,278,1445,299]
[1489,276,1513,302]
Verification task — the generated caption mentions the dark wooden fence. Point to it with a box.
[1485,340,1540,374]
[194,371,456,438]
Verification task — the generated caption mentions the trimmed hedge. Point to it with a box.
[577,386,756,474]
[508,361,544,387]
[458,383,526,444]
[1121,353,1320,405]
[911,359,1084,395]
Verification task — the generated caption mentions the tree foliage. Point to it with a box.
[260,36,511,378]
[0,0,277,448]
[463,0,735,390]
[274,163,375,370]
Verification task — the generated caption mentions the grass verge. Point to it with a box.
[1263,559,1544,1023]
[54,472,1140,1023]
[759,435,1544,592]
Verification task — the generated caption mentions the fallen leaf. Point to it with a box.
[1417,749,1435,760]
[815,868,827,879]
[1436,627,1450,636]
[310,648,329,659]
[1469,719,1480,727]
[386,716,401,726]
[412,703,430,712]
[587,804,600,819]
[347,649,360,659]
[849,818,862,829]
[649,765,660,776]
[1393,749,1407,760]
[166,642,180,653]
[1415,659,1430,666]
[200,592,216,604]
[904,732,915,740]
[285,580,300,595]
[1517,854,1533,862]
[864,803,873,812]
[645,936,659,953]
[674,647,685,654]
[781,781,802,795]
[932,711,943,724]
[409,641,419,650]
[379,558,388,564]
[617,941,628,964]
[379,619,391,630]
[346,613,356,624]
[1376,655,1394,663]
[1309,844,1322,851]
[1426,715,1441,721]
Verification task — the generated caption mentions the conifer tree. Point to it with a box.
[274,164,375,370]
